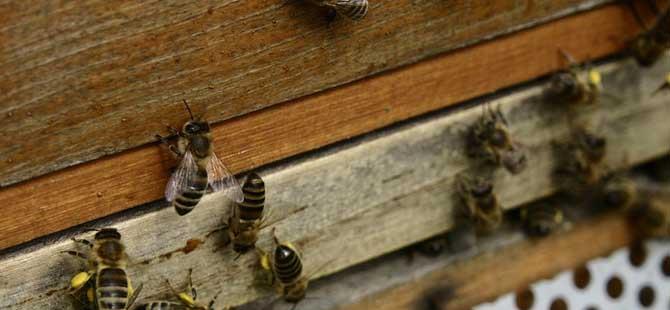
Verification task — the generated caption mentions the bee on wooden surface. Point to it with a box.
[521,203,564,237]
[553,127,608,191]
[546,50,603,106]
[467,105,527,174]
[257,229,309,305]
[157,100,244,216]
[308,0,368,21]
[599,174,638,210]
[628,3,670,66]
[455,174,503,233]
[63,228,143,310]
[134,269,223,310]
[222,172,267,254]
[630,198,670,238]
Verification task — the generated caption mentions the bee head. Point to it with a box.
[94,228,121,241]
[182,120,210,136]
[550,72,579,97]
[579,131,606,159]
[470,180,493,198]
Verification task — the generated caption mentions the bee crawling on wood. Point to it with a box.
[466,105,527,174]
[156,100,244,216]
[553,127,608,192]
[598,173,638,210]
[520,203,564,237]
[546,50,605,106]
[455,174,503,234]
[134,269,225,310]
[627,1,670,66]
[307,0,368,21]
[629,198,670,239]
[221,172,268,255]
[63,228,143,310]
[257,229,309,304]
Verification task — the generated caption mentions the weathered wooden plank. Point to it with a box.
[335,213,634,310]
[0,5,644,250]
[0,0,620,186]
[2,57,669,308]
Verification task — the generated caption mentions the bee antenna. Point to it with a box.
[183,99,195,120]
[272,228,280,246]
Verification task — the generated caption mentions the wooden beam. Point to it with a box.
[1,57,669,308]
[0,0,617,187]
[337,213,634,310]
[0,4,644,250]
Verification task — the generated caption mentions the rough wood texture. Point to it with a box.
[0,0,621,187]
[2,57,669,308]
[0,5,644,250]
[337,213,634,310]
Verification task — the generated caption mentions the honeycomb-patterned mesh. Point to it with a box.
[475,241,670,310]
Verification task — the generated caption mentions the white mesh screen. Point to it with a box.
[475,240,670,310]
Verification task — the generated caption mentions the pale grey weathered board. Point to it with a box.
[2,57,670,309]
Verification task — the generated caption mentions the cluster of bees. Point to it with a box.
[58,1,670,309]
[60,2,371,309]
[448,1,670,249]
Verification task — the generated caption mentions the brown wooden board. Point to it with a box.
[0,0,620,187]
[1,56,669,308]
[0,5,646,250]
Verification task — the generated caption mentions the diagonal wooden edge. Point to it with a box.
[2,56,669,308]
[0,4,643,250]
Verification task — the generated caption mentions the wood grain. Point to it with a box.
[0,0,618,186]
[0,5,644,250]
[2,58,669,308]
[338,213,634,310]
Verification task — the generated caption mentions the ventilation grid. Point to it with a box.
[475,240,670,310]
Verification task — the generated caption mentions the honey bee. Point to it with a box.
[134,269,222,310]
[467,105,527,174]
[520,203,564,237]
[308,0,368,21]
[63,228,143,310]
[257,229,309,304]
[630,198,670,238]
[222,172,267,254]
[599,174,638,210]
[547,50,603,106]
[455,174,503,233]
[553,127,608,191]
[157,100,244,216]
[628,3,670,66]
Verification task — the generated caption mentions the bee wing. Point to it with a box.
[206,152,244,203]
[332,0,368,20]
[165,152,198,202]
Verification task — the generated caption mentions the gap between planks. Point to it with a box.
[1,56,670,308]
[0,4,646,250]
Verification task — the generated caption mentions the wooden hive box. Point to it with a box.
[1,0,669,309]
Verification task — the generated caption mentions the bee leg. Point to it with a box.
[325,7,337,23]
[187,268,197,300]
[71,238,93,248]
[61,250,89,261]
[155,134,184,157]
[127,283,144,309]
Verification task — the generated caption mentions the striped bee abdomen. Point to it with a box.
[274,245,303,284]
[97,267,130,310]
[334,0,368,20]
[238,173,265,221]
[134,301,187,310]
[174,168,208,216]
